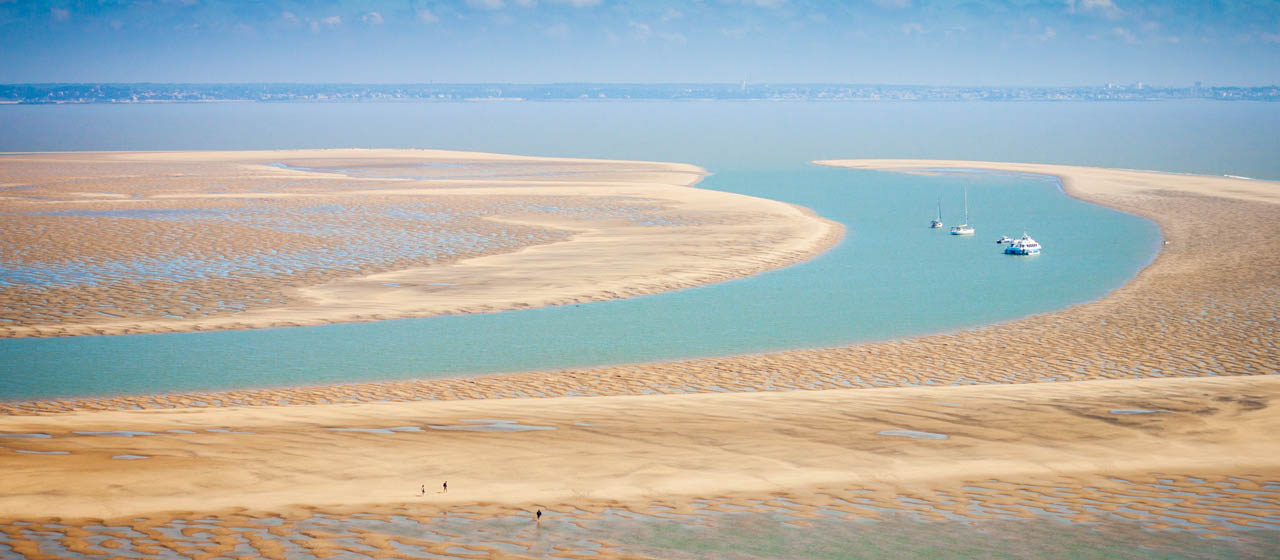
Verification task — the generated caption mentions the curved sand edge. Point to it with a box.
[8,159,1275,414]
[0,149,843,338]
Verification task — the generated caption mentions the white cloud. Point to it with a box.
[362,12,383,25]
[1039,26,1057,41]
[309,15,342,33]
[281,11,299,23]
[552,0,602,6]
[416,9,440,23]
[729,0,784,8]
[1112,26,1137,43]
[660,8,683,22]
[900,22,925,35]
[50,7,70,21]
[873,0,911,8]
[1068,0,1124,19]
[658,31,686,45]
[467,0,505,10]
[545,23,570,39]
[628,20,651,40]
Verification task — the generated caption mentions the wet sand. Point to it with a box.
[0,149,841,337]
[1,159,1277,557]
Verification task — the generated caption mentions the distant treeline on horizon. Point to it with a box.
[1,83,1277,104]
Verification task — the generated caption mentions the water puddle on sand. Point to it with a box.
[14,450,69,455]
[877,429,948,440]
[0,433,51,438]
[112,455,149,460]
[73,431,162,437]
[427,419,555,432]
[326,426,424,434]
[1110,409,1170,414]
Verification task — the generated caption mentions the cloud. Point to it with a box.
[1111,26,1137,43]
[900,22,925,35]
[308,15,342,33]
[1068,0,1124,19]
[729,0,784,7]
[416,9,440,23]
[514,0,537,6]
[1039,26,1057,41]
[467,0,505,10]
[628,20,651,40]
[362,12,383,25]
[281,11,299,23]
[660,8,683,22]
[873,0,911,8]
[658,31,686,45]
[545,23,570,39]
[551,0,602,6]
[50,7,70,21]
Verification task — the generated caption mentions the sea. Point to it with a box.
[0,100,1276,400]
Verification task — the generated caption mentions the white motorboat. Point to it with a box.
[1003,233,1042,255]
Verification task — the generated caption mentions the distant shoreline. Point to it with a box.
[2,82,1275,104]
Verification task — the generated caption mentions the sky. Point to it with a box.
[0,0,1277,85]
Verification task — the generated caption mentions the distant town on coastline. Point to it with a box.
[1,82,1276,104]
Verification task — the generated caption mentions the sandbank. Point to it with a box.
[0,149,842,337]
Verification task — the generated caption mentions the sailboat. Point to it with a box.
[929,200,943,228]
[949,188,974,235]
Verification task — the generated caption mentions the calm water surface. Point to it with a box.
[1,101,1275,400]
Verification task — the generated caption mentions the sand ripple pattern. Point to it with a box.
[0,473,1273,559]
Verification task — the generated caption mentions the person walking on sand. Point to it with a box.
[420,484,425,496]
[536,509,542,523]
[443,481,448,493]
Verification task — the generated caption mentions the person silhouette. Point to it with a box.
[443,481,448,493]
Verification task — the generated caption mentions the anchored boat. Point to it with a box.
[1003,233,1042,255]
[949,188,974,236]
[929,200,944,229]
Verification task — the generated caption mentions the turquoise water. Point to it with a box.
[0,164,1158,400]
[1,100,1274,400]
